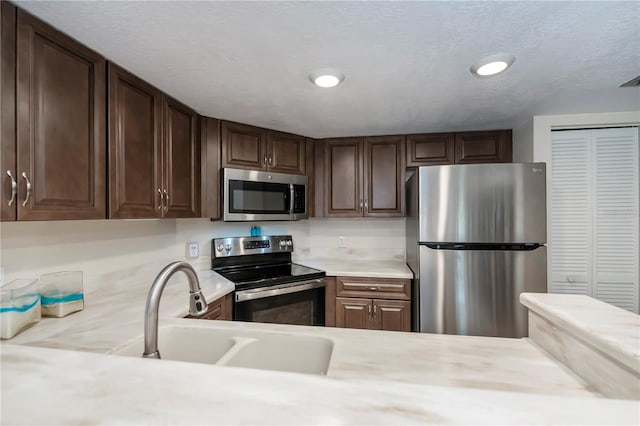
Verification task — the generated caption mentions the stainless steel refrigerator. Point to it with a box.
[406,163,547,338]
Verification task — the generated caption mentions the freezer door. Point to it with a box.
[417,163,546,243]
[418,245,547,337]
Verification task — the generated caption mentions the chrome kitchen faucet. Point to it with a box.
[143,261,208,359]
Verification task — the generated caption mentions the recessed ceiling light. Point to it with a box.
[309,69,345,88]
[470,53,515,78]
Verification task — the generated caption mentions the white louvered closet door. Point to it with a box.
[551,127,639,313]
[593,129,639,312]
[551,130,592,296]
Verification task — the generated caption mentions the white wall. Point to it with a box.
[0,219,177,290]
[512,118,534,163]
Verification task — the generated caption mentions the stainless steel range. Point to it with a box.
[211,235,325,326]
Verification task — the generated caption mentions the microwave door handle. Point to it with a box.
[289,184,295,214]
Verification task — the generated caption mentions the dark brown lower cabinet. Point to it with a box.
[336,297,411,331]
[336,297,371,329]
[332,276,412,332]
[185,293,233,321]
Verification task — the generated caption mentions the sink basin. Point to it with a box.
[111,325,334,375]
[220,334,334,375]
[111,326,236,365]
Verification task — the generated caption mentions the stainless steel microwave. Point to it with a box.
[222,168,308,221]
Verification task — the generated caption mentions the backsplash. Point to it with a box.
[174,218,405,263]
[0,220,177,290]
[0,217,406,288]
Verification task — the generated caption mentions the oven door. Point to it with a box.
[234,279,325,326]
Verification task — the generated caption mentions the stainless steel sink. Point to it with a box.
[111,325,334,375]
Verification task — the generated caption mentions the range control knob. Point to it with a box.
[225,244,232,252]
[285,240,292,247]
[216,244,224,252]
[279,240,286,247]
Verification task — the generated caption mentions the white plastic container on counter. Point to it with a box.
[40,271,84,318]
[0,278,41,339]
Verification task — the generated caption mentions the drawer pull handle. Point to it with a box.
[369,286,378,291]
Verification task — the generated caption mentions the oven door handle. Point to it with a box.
[235,278,325,302]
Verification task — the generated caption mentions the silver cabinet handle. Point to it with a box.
[268,155,272,167]
[6,170,16,206]
[157,188,163,210]
[364,199,368,210]
[369,286,378,291]
[368,304,372,316]
[263,154,268,168]
[373,304,377,316]
[359,199,364,213]
[163,189,169,211]
[21,172,31,207]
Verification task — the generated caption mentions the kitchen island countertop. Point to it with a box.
[2,265,639,424]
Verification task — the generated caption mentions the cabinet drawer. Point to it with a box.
[336,276,410,300]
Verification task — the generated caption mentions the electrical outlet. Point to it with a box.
[338,236,346,248]
[186,242,199,258]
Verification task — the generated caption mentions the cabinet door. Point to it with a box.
[406,133,454,166]
[1,2,16,221]
[267,130,305,174]
[163,96,199,218]
[16,10,106,220]
[324,138,363,217]
[363,136,405,217]
[220,121,267,170]
[373,299,411,331]
[108,63,162,218]
[454,130,512,164]
[336,297,371,329]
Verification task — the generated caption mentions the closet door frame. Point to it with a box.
[540,117,639,312]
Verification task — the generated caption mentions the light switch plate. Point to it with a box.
[186,242,199,258]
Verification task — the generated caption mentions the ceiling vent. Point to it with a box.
[620,76,640,87]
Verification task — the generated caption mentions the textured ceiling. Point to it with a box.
[14,1,640,138]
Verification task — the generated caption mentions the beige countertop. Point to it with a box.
[521,293,640,375]
[295,258,413,279]
[2,266,639,424]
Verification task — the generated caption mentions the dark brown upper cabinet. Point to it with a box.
[221,121,306,175]
[162,96,200,218]
[1,1,16,222]
[221,121,267,171]
[454,130,512,164]
[406,129,512,167]
[13,8,106,220]
[322,136,404,218]
[108,63,162,218]
[108,62,199,219]
[406,133,455,166]
[323,138,363,217]
[363,135,405,217]
[267,130,306,175]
